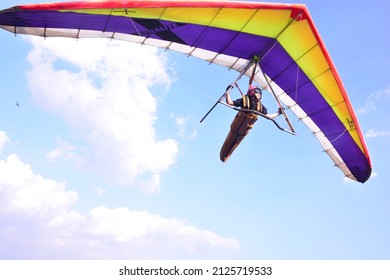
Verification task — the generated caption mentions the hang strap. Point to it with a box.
[257,101,262,112]
[242,95,250,109]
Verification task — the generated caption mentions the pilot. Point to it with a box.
[225,85,281,118]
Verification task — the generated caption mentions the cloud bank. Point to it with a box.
[0,133,239,259]
[26,37,179,192]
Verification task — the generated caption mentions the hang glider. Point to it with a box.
[0,0,372,183]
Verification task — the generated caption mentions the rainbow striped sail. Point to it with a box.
[0,0,372,182]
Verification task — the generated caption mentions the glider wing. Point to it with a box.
[0,0,372,182]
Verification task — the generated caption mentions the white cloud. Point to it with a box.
[0,131,10,154]
[172,115,198,140]
[0,155,239,259]
[371,172,378,179]
[46,138,77,161]
[0,154,78,218]
[176,116,191,137]
[365,129,390,138]
[25,37,179,192]
[86,206,239,250]
[357,100,376,115]
[93,186,106,196]
[358,86,390,115]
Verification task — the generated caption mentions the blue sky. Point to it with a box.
[0,0,389,259]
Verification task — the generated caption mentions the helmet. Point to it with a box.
[247,85,262,96]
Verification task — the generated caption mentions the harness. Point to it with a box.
[242,95,262,112]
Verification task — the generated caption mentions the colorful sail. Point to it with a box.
[0,0,372,182]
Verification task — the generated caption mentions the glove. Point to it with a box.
[278,108,283,115]
[225,84,234,92]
